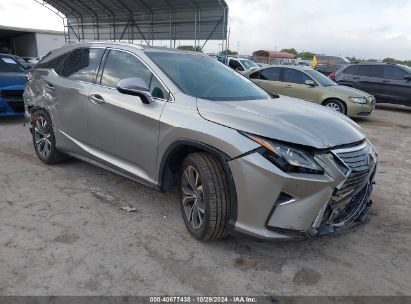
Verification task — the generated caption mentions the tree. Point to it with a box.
[221,49,238,56]
[177,45,202,52]
[280,48,298,56]
[298,52,316,60]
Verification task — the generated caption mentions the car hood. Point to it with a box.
[0,73,27,88]
[324,85,370,97]
[197,96,366,149]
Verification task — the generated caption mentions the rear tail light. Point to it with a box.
[329,72,335,79]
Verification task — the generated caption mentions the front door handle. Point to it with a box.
[382,80,390,83]
[285,85,292,88]
[353,77,360,80]
[45,82,56,91]
[89,94,105,105]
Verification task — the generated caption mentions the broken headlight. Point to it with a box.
[244,133,324,175]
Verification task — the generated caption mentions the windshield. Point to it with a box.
[240,59,259,70]
[305,69,338,87]
[146,51,270,101]
[399,64,411,74]
[0,56,25,73]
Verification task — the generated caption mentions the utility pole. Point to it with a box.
[237,42,240,57]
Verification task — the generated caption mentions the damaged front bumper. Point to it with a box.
[228,140,378,240]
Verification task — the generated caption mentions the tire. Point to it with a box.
[32,109,68,164]
[179,153,230,241]
[323,99,347,115]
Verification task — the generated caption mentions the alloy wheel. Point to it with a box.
[34,116,52,159]
[181,166,205,230]
[326,102,342,112]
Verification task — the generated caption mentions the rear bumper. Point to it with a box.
[228,144,377,240]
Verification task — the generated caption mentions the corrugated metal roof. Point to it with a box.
[41,0,228,44]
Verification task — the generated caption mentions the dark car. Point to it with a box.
[334,63,411,106]
[0,54,27,116]
[312,55,350,76]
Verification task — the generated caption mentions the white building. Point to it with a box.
[0,25,65,57]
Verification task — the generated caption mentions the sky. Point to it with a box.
[0,0,410,59]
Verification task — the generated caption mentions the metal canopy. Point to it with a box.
[34,0,228,50]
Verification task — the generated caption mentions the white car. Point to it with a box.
[227,57,259,74]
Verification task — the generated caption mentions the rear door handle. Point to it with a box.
[382,80,390,83]
[89,94,105,105]
[285,85,292,88]
[353,77,360,80]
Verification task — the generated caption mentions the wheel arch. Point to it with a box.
[157,140,238,228]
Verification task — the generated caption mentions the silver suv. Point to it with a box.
[24,42,378,241]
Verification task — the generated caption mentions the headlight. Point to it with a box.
[348,97,367,104]
[244,133,324,174]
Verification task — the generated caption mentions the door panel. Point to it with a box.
[281,68,319,102]
[379,66,411,105]
[87,86,166,185]
[253,67,283,94]
[41,47,105,156]
[87,49,168,185]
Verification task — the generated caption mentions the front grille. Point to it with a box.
[328,142,376,225]
[0,90,24,113]
[334,142,373,199]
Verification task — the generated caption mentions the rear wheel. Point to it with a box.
[323,99,346,115]
[179,153,230,241]
[32,110,68,164]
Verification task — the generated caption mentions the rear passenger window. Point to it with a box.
[357,65,383,78]
[343,66,359,75]
[60,48,104,82]
[384,66,407,80]
[37,53,69,74]
[260,68,281,81]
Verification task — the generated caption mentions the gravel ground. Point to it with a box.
[0,104,410,296]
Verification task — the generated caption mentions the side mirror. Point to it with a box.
[404,75,411,81]
[305,79,317,87]
[236,66,244,72]
[116,78,153,104]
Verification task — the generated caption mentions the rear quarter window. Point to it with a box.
[343,66,359,75]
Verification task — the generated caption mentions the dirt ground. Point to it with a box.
[0,104,410,296]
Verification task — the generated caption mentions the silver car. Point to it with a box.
[24,42,378,241]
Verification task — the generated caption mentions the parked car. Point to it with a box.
[9,54,31,69]
[22,57,42,69]
[312,55,350,76]
[24,42,378,241]
[226,56,259,74]
[246,65,375,117]
[333,63,411,106]
[0,53,27,116]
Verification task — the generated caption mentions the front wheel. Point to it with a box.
[323,99,346,115]
[179,153,231,241]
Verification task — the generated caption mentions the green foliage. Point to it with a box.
[280,48,298,56]
[177,45,202,52]
[298,52,316,60]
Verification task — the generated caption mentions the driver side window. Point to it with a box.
[100,50,168,100]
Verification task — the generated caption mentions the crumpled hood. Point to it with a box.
[325,85,371,97]
[0,73,27,88]
[197,96,366,149]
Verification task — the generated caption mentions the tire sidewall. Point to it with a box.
[32,110,57,163]
[179,157,211,241]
